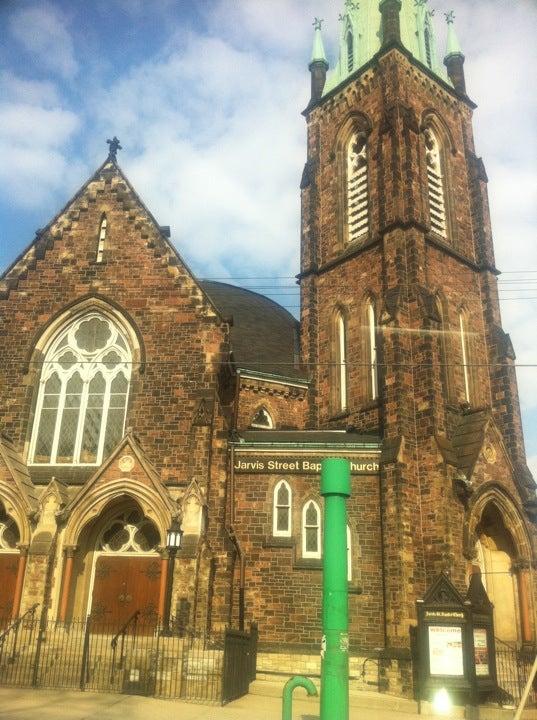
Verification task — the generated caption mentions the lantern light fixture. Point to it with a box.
[166,519,183,551]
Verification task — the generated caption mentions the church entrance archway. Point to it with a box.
[88,507,162,630]
[0,505,21,621]
[474,503,523,645]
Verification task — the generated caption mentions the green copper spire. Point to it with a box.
[311,17,328,64]
[323,0,449,96]
[444,11,463,59]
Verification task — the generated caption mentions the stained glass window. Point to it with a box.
[30,313,131,466]
[302,501,321,559]
[273,480,292,537]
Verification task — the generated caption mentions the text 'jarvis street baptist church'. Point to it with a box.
[233,455,380,475]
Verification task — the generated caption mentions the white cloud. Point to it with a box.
[0,71,59,107]
[8,3,78,80]
[0,96,81,208]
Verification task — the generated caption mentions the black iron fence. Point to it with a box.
[0,612,257,705]
[493,638,537,707]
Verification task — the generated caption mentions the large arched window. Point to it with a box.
[302,500,321,559]
[98,509,160,554]
[347,131,369,244]
[273,480,292,537]
[424,128,447,239]
[30,313,131,466]
[335,310,348,412]
[366,300,378,400]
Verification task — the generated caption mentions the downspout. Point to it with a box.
[227,444,246,631]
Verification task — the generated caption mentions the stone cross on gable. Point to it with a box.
[445,10,455,24]
[106,136,122,161]
[313,17,324,31]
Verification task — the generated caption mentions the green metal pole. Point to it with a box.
[320,457,351,720]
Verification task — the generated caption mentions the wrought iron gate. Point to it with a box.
[0,609,257,705]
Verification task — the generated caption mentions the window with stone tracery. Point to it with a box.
[251,406,274,429]
[30,313,131,466]
[424,128,447,238]
[0,509,19,551]
[347,131,369,243]
[98,510,160,553]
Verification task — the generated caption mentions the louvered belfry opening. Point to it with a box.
[347,131,369,243]
[424,128,447,238]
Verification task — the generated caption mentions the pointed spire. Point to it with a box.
[308,18,329,105]
[443,12,466,94]
[311,17,328,65]
[444,11,463,59]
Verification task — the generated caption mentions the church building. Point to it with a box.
[0,0,535,693]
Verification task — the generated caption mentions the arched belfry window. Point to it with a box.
[346,30,354,72]
[273,480,292,537]
[424,128,447,238]
[424,26,433,69]
[347,131,369,243]
[96,214,107,263]
[335,310,348,412]
[302,501,321,559]
[366,300,378,400]
[30,313,131,466]
[251,406,274,429]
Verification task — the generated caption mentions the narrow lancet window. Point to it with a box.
[367,301,378,400]
[96,215,107,263]
[273,481,292,537]
[424,129,447,238]
[347,132,369,243]
[336,311,348,411]
[302,501,321,559]
[459,311,471,403]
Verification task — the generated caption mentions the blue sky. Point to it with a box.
[0,0,536,469]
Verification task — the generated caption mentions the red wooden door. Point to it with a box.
[91,555,161,631]
[0,553,19,621]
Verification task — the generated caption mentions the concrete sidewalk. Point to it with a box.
[0,687,419,720]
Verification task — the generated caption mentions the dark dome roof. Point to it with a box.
[200,281,304,380]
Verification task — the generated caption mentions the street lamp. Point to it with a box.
[162,519,183,635]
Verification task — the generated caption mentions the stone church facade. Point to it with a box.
[0,0,535,694]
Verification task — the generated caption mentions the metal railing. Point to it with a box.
[0,615,257,705]
[493,638,537,707]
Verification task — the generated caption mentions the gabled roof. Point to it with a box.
[0,157,226,324]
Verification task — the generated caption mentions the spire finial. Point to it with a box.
[345,0,359,10]
[106,136,122,161]
[313,17,324,31]
[443,10,466,92]
[445,10,455,24]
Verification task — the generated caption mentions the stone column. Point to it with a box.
[58,546,76,622]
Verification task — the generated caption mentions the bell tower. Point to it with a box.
[299,0,537,648]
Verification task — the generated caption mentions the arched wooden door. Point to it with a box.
[0,554,19,621]
[91,555,161,629]
[89,509,162,632]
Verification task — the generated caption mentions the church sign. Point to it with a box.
[233,456,379,475]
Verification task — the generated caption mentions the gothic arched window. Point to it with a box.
[335,310,348,412]
[302,500,321,559]
[366,300,378,400]
[347,131,369,243]
[96,214,107,263]
[273,480,292,537]
[0,508,20,551]
[30,313,131,466]
[424,128,447,238]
